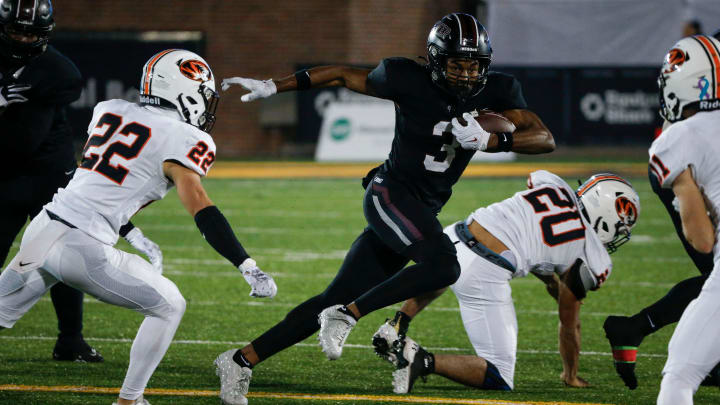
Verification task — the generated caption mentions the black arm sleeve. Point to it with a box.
[119,221,135,238]
[194,205,249,267]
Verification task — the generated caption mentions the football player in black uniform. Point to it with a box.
[214,13,554,404]
[0,0,161,363]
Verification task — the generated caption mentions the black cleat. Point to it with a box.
[53,337,104,363]
[603,316,643,390]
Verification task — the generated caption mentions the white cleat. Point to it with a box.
[111,395,150,405]
[318,305,357,360]
[214,349,252,405]
[392,336,424,394]
[372,321,400,366]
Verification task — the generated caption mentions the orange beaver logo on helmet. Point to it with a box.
[663,48,687,74]
[615,196,638,227]
[179,60,212,82]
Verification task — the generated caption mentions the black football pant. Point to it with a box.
[252,171,460,361]
[633,168,714,336]
[0,170,85,341]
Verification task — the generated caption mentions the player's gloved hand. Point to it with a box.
[0,83,31,109]
[239,258,277,298]
[451,112,491,151]
[613,362,638,390]
[220,77,277,102]
[124,227,163,274]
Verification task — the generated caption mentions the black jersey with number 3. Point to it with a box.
[366,57,527,213]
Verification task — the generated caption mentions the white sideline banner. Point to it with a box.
[315,103,515,162]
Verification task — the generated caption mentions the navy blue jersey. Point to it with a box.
[0,46,82,179]
[366,57,527,212]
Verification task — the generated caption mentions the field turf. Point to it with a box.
[1,170,719,405]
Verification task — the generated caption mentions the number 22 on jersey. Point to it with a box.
[80,112,151,185]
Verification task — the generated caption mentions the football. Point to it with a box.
[459,110,516,133]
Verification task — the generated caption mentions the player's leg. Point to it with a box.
[350,173,460,317]
[657,266,720,405]
[0,211,62,328]
[390,233,514,393]
[43,228,186,403]
[604,169,715,389]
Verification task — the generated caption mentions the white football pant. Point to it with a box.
[0,210,186,400]
[658,259,720,405]
[446,224,517,389]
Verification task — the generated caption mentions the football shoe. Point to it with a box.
[392,336,432,394]
[603,315,644,390]
[111,395,150,405]
[318,305,356,360]
[214,349,252,405]
[53,337,104,363]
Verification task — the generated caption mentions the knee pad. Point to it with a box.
[482,360,512,391]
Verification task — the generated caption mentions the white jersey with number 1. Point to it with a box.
[45,99,216,245]
[470,170,611,284]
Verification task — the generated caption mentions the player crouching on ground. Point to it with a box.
[0,49,276,405]
[373,170,639,392]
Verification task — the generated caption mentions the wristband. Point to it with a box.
[294,69,311,91]
[497,132,514,152]
[119,221,136,238]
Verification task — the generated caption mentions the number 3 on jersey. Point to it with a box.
[424,121,460,173]
[80,113,151,185]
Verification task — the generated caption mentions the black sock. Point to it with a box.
[233,350,253,369]
[338,305,358,321]
[638,274,708,335]
[422,350,435,375]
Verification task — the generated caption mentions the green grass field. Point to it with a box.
[1,172,719,405]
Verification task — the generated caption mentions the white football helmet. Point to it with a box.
[577,173,640,254]
[139,49,219,132]
[658,35,720,123]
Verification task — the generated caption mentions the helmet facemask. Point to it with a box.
[577,174,640,254]
[427,13,492,101]
[0,0,54,65]
[140,50,219,133]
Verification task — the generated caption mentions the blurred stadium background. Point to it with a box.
[4,1,720,405]
[52,0,720,161]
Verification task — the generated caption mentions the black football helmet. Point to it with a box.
[0,0,54,65]
[427,13,492,100]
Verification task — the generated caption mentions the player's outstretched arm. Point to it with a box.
[163,161,277,298]
[486,109,554,154]
[221,66,375,102]
[672,168,715,254]
[557,270,589,388]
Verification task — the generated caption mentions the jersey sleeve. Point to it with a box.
[649,125,694,189]
[162,128,217,177]
[489,73,528,111]
[34,47,83,105]
[527,170,567,190]
[366,58,409,101]
[580,229,612,290]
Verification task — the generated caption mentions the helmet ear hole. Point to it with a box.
[601,222,609,233]
[186,96,198,105]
